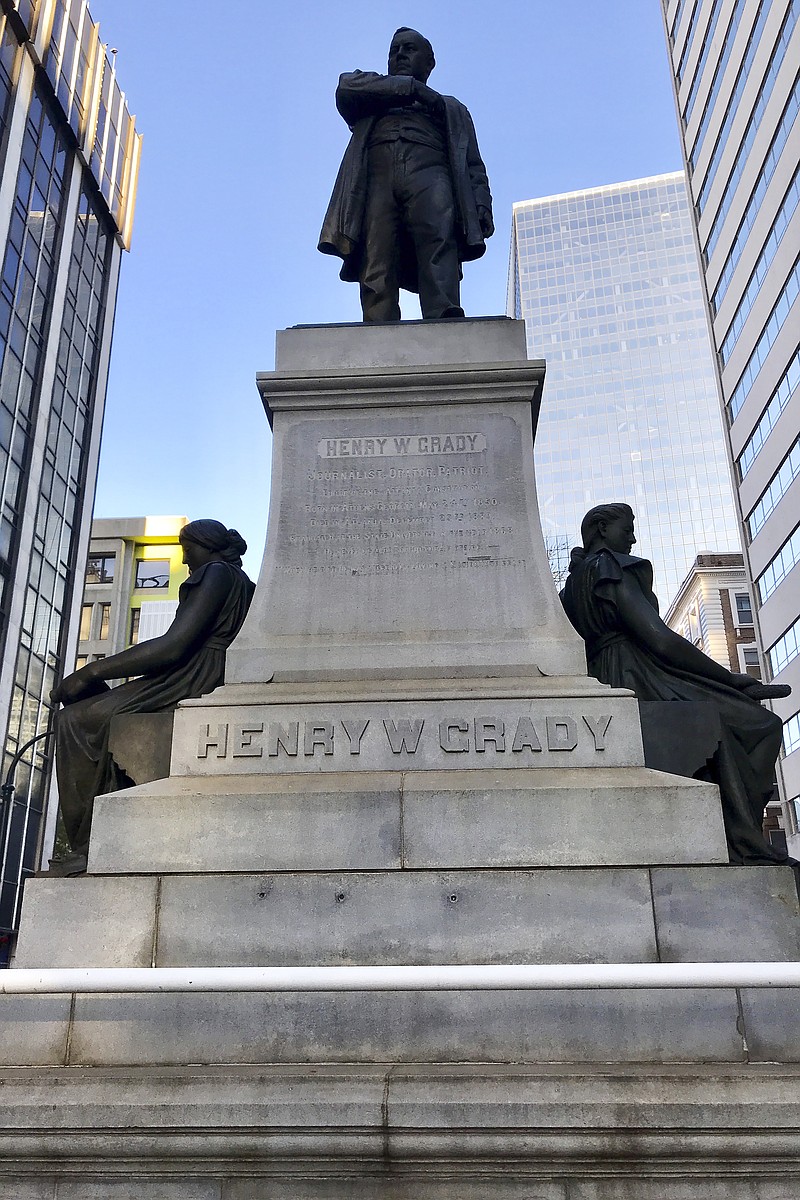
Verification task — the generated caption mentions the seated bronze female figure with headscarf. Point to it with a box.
[51,519,255,874]
[560,503,794,867]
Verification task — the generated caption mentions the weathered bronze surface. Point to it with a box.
[319,28,493,321]
[50,520,254,872]
[561,502,793,866]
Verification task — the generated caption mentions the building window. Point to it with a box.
[98,602,110,641]
[735,593,753,625]
[129,607,140,645]
[784,713,800,757]
[135,559,169,590]
[769,619,800,677]
[75,654,87,670]
[78,603,92,641]
[728,255,800,424]
[92,653,105,662]
[86,553,115,584]
[738,347,800,479]
[768,827,788,854]
[742,647,762,680]
[756,525,800,605]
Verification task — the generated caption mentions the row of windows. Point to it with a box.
[719,166,800,366]
[696,0,773,218]
[78,602,143,649]
[516,200,684,229]
[683,0,726,125]
[85,550,171,590]
[703,6,797,257]
[0,86,68,690]
[677,0,704,82]
[3,174,111,932]
[713,80,800,312]
[728,254,800,422]
[784,712,800,755]
[757,522,800,603]
[748,434,800,538]
[738,344,800,476]
[0,86,74,930]
[46,0,94,140]
[689,0,747,166]
[79,600,109,642]
[670,0,691,44]
[768,614,800,675]
[0,15,17,147]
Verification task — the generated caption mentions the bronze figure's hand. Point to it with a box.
[51,665,110,707]
[478,207,495,238]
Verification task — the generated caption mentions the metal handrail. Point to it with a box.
[3,962,800,994]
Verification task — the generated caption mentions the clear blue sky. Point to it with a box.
[88,0,682,576]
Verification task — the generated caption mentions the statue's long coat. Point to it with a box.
[318,71,493,294]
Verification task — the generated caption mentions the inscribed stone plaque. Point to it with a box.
[229,401,585,682]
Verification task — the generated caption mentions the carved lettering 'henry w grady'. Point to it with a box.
[196,715,614,760]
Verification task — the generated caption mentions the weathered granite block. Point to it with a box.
[225,1183,567,1200]
[56,1183,222,1200]
[108,712,174,785]
[14,876,158,969]
[0,1182,56,1199]
[401,767,727,867]
[227,319,586,683]
[651,865,800,962]
[154,868,657,968]
[0,996,70,1066]
[739,987,800,1062]
[569,1183,800,1199]
[87,774,402,874]
[66,989,743,1067]
[169,691,645,776]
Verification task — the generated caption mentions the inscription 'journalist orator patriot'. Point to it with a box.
[318,27,494,322]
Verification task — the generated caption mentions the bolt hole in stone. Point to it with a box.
[448,894,459,904]
[336,892,347,903]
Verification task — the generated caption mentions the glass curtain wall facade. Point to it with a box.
[508,172,741,605]
[661,0,800,845]
[0,0,140,948]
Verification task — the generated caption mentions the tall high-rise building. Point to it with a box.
[507,171,742,605]
[661,0,800,848]
[0,0,140,946]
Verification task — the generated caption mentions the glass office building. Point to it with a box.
[508,171,741,605]
[662,0,800,846]
[0,0,140,947]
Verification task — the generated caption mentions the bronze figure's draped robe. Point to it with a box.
[561,547,788,866]
[56,560,254,858]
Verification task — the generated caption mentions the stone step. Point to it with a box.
[3,981,799,1069]
[85,766,727,874]
[1,1061,800,1195]
[14,865,799,969]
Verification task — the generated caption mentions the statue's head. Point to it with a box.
[388,28,435,83]
[180,520,247,570]
[579,502,636,555]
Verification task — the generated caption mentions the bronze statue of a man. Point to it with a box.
[318,28,494,322]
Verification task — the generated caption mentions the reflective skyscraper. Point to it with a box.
[661,0,800,846]
[508,171,741,605]
[0,0,140,946]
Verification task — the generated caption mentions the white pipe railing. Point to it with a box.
[3,962,800,994]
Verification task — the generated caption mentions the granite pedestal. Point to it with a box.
[9,319,800,1196]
